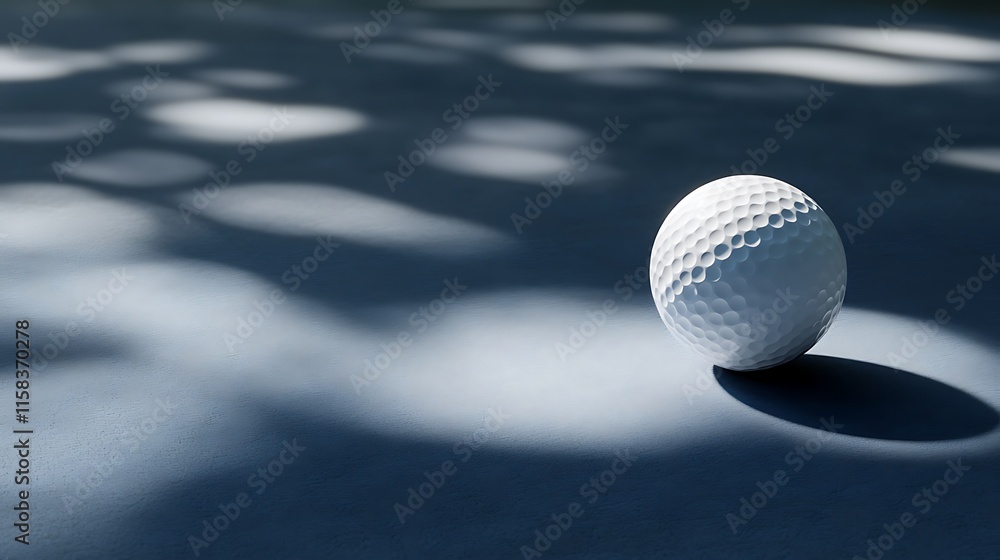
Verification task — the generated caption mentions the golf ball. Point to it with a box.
[649,175,847,371]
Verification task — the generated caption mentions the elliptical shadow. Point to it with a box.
[713,355,999,441]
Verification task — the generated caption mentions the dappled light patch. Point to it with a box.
[191,68,298,89]
[684,47,991,85]
[145,99,367,143]
[0,113,105,142]
[572,68,669,87]
[728,25,1000,62]
[502,42,991,86]
[345,300,1000,453]
[194,182,515,256]
[431,144,569,182]
[0,183,162,251]
[939,147,1000,174]
[0,46,113,81]
[460,117,590,150]
[72,149,214,187]
[501,43,594,72]
[104,39,215,64]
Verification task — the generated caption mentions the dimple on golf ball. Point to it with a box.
[649,175,847,371]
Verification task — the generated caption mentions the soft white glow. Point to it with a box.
[502,43,989,85]
[196,182,514,255]
[940,148,1000,174]
[0,47,111,82]
[431,144,570,183]
[145,99,367,143]
[681,47,989,86]
[359,291,713,449]
[502,43,593,72]
[729,25,1000,62]
[72,150,214,187]
[459,117,589,150]
[0,183,160,252]
[430,120,621,185]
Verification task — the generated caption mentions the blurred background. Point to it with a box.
[1,0,998,558]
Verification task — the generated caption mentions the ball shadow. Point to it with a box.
[713,355,999,441]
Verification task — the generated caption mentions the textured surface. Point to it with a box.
[650,175,847,370]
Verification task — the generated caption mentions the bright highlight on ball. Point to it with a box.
[650,175,847,371]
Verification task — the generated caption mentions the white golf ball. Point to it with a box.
[649,175,847,371]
